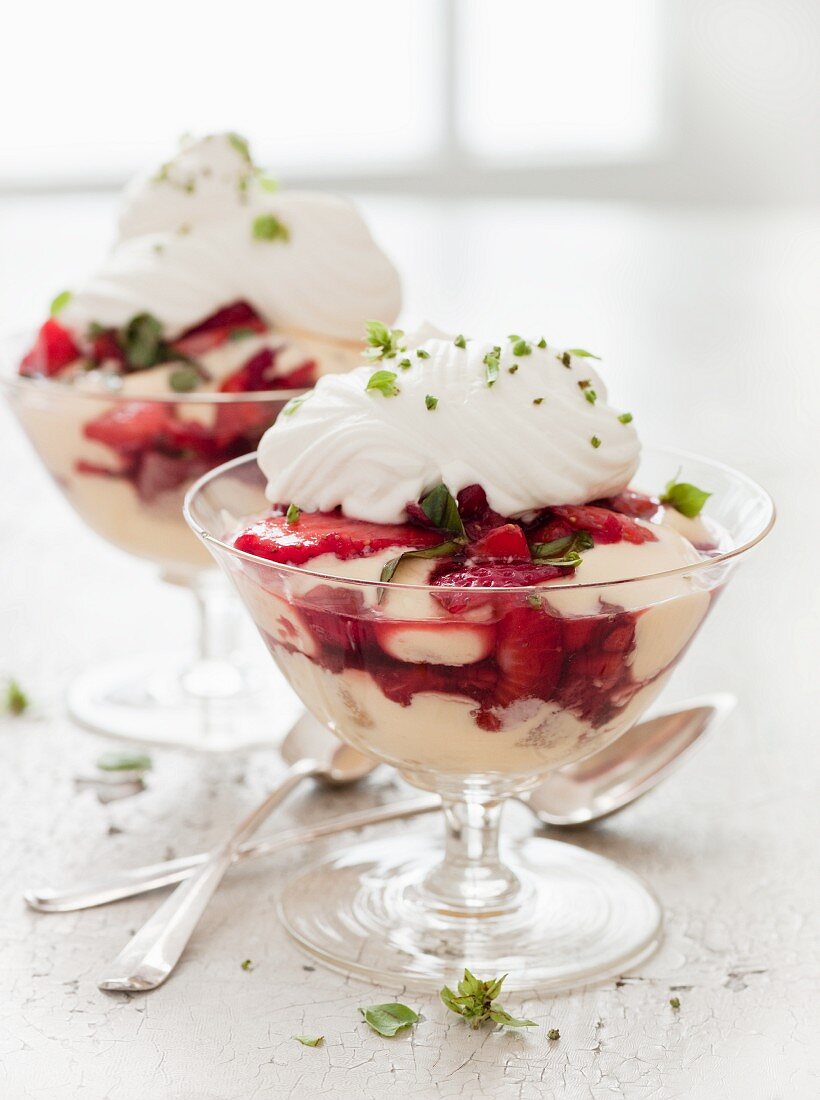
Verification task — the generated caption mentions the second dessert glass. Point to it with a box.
[185,448,773,989]
[2,335,305,750]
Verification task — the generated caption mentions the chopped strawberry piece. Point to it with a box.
[235,511,446,565]
[272,360,317,390]
[494,607,563,706]
[219,348,278,393]
[527,517,573,544]
[610,512,657,544]
[84,403,174,454]
[19,319,80,378]
[469,524,531,562]
[457,483,507,540]
[601,489,660,520]
[134,452,208,502]
[431,561,568,614]
[179,301,263,336]
[301,607,376,655]
[371,660,497,707]
[561,617,597,652]
[212,400,276,449]
[173,302,266,358]
[550,504,623,544]
[90,329,126,366]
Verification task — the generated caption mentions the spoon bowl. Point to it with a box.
[525,694,735,826]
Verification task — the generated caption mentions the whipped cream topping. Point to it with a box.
[258,330,641,522]
[61,133,400,341]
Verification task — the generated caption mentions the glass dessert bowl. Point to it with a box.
[2,133,400,750]
[185,423,772,989]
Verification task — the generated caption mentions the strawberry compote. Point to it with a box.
[232,484,717,779]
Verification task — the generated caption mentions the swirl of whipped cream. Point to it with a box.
[61,133,400,341]
[257,329,641,523]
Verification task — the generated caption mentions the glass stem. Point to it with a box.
[420,797,522,916]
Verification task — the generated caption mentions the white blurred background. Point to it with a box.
[2,0,818,202]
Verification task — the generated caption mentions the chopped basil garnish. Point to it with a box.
[661,477,711,518]
[366,369,400,397]
[454,334,467,348]
[169,366,200,393]
[399,358,412,370]
[560,352,571,368]
[536,337,547,349]
[590,435,602,448]
[425,394,438,410]
[508,364,518,374]
[512,339,531,357]
[240,958,254,971]
[228,326,257,342]
[252,214,290,242]
[484,346,501,386]
[618,412,633,424]
[416,348,430,359]
[286,503,301,524]
[567,348,601,359]
[122,313,166,370]
[4,679,28,716]
[364,320,405,361]
[584,389,597,405]
[292,1035,323,1047]
[531,530,593,567]
[256,172,279,193]
[533,397,544,405]
[49,290,72,317]
[97,751,152,773]
[282,394,310,416]
[228,132,252,162]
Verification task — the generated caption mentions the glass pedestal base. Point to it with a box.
[279,834,662,991]
[67,649,304,752]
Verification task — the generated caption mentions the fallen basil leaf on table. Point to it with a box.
[293,1034,324,1047]
[440,969,535,1029]
[96,751,153,773]
[359,1002,419,1037]
[4,679,29,716]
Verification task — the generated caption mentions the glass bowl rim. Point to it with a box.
[183,447,776,595]
[0,328,309,405]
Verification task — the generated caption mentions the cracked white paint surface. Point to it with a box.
[2,196,819,1099]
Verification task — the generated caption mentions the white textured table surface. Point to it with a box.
[1,196,818,1100]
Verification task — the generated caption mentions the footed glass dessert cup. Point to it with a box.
[185,449,773,990]
[2,334,305,750]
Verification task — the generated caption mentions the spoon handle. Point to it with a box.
[26,796,441,913]
[97,758,318,992]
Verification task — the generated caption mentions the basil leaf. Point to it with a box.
[419,484,465,536]
[252,214,289,242]
[567,348,601,359]
[96,751,152,773]
[50,290,73,317]
[380,539,461,584]
[122,313,165,370]
[359,1003,419,1037]
[489,1008,537,1028]
[292,1034,323,1047]
[661,479,711,518]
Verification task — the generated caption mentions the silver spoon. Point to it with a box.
[96,715,374,993]
[27,695,732,916]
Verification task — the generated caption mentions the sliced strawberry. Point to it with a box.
[494,606,563,706]
[431,561,568,614]
[373,620,496,666]
[601,489,660,520]
[84,402,173,454]
[526,516,573,544]
[173,302,266,358]
[19,319,80,378]
[561,617,598,652]
[235,511,446,565]
[469,524,530,562]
